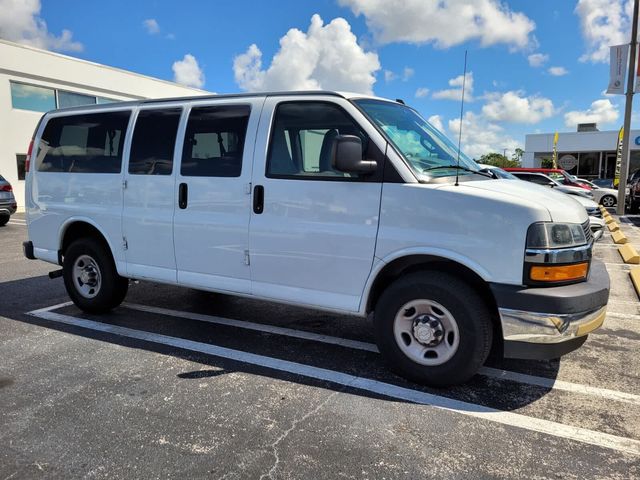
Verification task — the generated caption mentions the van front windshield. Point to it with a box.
[354,99,480,180]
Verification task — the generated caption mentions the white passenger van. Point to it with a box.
[24,91,609,386]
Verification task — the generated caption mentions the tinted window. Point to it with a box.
[181,105,250,177]
[38,111,131,173]
[526,175,551,185]
[267,102,368,179]
[11,82,56,112]
[129,108,181,175]
[16,154,26,180]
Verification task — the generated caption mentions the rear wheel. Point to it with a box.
[63,237,128,313]
[600,195,616,208]
[374,271,493,386]
[0,215,9,226]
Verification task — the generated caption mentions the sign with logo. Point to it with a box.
[558,154,578,171]
[608,44,628,95]
[635,135,640,146]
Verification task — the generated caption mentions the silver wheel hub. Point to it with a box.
[393,299,460,366]
[412,315,444,346]
[72,255,102,299]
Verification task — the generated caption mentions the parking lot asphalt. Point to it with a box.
[1,212,640,479]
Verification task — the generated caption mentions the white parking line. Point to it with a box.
[8,221,26,226]
[26,307,640,456]
[120,302,640,406]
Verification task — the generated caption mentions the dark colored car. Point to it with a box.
[0,175,17,226]
[626,170,640,213]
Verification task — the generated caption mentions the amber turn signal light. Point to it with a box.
[529,263,589,282]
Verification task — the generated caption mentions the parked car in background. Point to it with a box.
[626,169,640,213]
[510,171,594,199]
[0,174,17,226]
[505,168,592,190]
[573,178,618,207]
[477,164,519,180]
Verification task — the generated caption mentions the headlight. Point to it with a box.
[526,222,587,249]
[524,222,591,286]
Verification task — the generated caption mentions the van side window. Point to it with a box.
[38,111,130,173]
[181,105,250,177]
[129,108,181,175]
[267,102,369,179]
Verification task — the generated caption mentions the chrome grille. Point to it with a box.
[582,220,593,244]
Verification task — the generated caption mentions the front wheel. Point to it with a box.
[374,271,493,387]
[63,237,128,313]
[600,195,616,208]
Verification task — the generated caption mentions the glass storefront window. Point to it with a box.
[578,152,598,178]
[58,91,97,108]
[97,97,118,104]
[10,82,56,112]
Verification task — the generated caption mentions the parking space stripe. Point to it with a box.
[27,307,640,456]
[120,302,640,406]
[124,302,379,352]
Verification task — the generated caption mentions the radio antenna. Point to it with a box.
[455,50,468,187]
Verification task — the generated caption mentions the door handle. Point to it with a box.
[253,185,264,214]
[178,183,188,209]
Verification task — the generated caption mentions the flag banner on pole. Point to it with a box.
[552,131,559,169]
[608,44,629,94]
[614,126,624,187]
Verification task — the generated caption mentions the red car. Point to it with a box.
[504,168,592,190]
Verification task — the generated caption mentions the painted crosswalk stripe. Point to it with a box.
[27,306,640,456]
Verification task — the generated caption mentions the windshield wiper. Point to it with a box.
[422,165,492,178]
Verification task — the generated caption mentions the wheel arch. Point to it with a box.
[58,218,118,266]
[362,253,502,348]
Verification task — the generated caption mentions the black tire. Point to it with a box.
[374,271,493,387]
[63,237,128,313]
[600,195,616,208]
[628,199,639,214]
[0,215,9,226]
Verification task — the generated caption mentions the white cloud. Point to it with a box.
[0,0,82,52]
[448,111,520,159]
[233,14,380,94]
[482,91,555,123]
[172,54,205,89]
[548,66,569,76]
[384,70,397,82]
[143,19,160,35]
[428,114,444,132]
[575,0,631,63]
[402,67,414,81]
[339,0,535,49]
[564,98,619,128]
[432,72,474,101]
[415,87,430,98]
[527,53,548,67]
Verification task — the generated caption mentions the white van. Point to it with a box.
[23,91,609,386]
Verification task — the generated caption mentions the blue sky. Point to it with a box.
[2,0,633,158]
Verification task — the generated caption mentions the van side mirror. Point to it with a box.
[332,135,377,174]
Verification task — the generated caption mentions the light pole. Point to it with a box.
[617,0,639,215]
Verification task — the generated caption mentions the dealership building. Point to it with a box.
[523,123,640,180]
[0,39,208,209]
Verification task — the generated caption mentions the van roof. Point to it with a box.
[46,90,394,115]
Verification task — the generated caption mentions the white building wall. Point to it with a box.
[524,130,640,168]
[0,40,209,209]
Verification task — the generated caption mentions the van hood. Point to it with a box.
[436,179,588,223]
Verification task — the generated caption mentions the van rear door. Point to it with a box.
[173,99,262,293]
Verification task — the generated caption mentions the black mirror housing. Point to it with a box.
[332,135,377,174]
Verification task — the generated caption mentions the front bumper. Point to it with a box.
[490,259,610,360]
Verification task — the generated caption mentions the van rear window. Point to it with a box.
[37,111,131,173]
